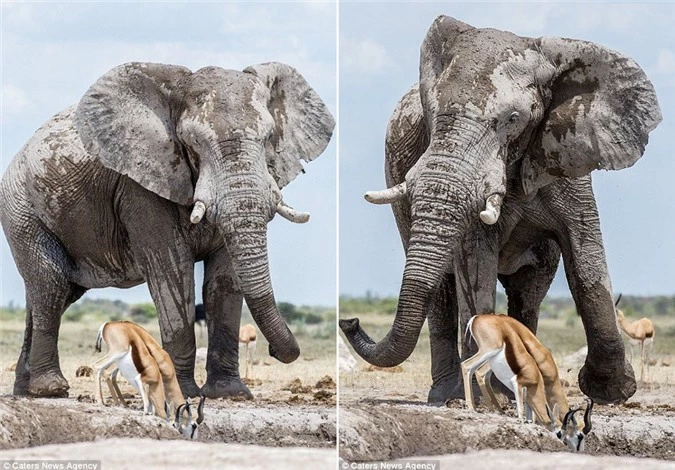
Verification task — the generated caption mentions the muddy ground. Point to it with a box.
[339,317,675,463]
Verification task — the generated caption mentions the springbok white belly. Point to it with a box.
[488,347,517,393]
[116,348,142,393]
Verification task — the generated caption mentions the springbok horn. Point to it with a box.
[615,293,623,308]
[480,194,503,225]
[276,201,310,224]
[196,395,206,424]
[364,182,407,204]
[175,403,186,423]
[562,407,579,431]
[583,399,594,434]
[190,201,206,224]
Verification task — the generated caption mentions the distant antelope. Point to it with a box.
[615,294,654,382]
[239,324,257,379]
[94,321,205,439]
[462,314,593,451]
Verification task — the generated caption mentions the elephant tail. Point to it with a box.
[95,322,108,353]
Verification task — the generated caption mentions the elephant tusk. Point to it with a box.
[364,182,407,204]
[479,194,503,225]
[276,201,310,224]
[190,201,206,224]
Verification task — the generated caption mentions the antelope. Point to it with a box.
[94,321,205,439]
[615,294,654,382]
[239,324,257,379]
[461,314,593,451]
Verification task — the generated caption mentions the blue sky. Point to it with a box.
[339,2,675,298]
[1,2,337,307]
[2,2,673,309]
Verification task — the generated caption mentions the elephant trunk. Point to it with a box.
[341,166,473,367]
[206,146,300,364]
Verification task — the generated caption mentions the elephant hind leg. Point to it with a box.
[498,238,561,334]
[13,227,87,397]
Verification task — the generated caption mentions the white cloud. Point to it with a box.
[341,38,391,75]
[1,84,32,116]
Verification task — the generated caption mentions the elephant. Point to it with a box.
[0,61,334,399]
[340,16,661,405]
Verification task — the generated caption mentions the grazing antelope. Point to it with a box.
[94,321,205,439]
[615,294,654,382]
[462,314,593,451]
[239,324,257,379]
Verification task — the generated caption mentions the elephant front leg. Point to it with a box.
[427,272,463,403]
[143,258,200,398]
[200,248,253,400]
[558,212,635,404]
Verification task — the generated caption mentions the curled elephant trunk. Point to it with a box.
[220,210,300,363]
[341,175,467,366]
[211,160,300,364]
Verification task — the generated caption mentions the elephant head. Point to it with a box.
[75,62,334,364]
[341,16,660,366]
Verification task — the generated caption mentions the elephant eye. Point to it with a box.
[508,111,520,123]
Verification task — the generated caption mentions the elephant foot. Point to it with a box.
[13,377,30,396]
[201,377,253,400]
[29,370,69,398]
[179,379,202,399]
[428,375,464,404]
[579,359,636,404]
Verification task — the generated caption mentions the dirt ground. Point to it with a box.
[0,438,335,470]
[0,317,336,465]
[339,316,675,463]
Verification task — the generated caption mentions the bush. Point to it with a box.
[129,303,157,323]
[63,308,84,322]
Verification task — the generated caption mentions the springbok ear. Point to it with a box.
[419,15,474,117]
[243,62,335,189]
[521,38,661,194]
[74,62,195,205]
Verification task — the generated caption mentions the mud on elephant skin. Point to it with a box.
[341,15,660,405]
[0,61,334,398]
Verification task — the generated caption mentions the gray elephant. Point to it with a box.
[0,62,334,398]
[341,16,660,405]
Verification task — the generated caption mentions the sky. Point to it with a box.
[0,2,337,307]
[339,2,675,298]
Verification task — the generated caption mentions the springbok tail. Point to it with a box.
[95,322,108,353]
[465,316,478,346]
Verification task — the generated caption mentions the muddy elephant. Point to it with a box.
[0,62,334,398]
[341,16,660,405]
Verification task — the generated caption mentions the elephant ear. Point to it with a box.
[74,62,195,205]
[243,62,335,189]
[521,38,662,194]
[419,15,474,115]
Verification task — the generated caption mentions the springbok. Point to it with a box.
[615,294,655,382]
[462,314,593,451]
[94,321,205,439]
[239,324,257,379]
